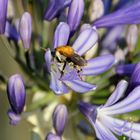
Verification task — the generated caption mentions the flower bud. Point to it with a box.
[7,74,26,125]
[67,0,84,33]
[0,0,8,34]
[53,104,68,136]
[45,132,61,140]
[44,0,71,21]
[19,12,32,50]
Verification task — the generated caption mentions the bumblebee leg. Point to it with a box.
[60,61,67,78]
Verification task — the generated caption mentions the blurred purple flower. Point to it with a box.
[116,62,140,94]
[45,22,115,94]
[116,64,136,77]
[102,0,112,15]
[5,21,19,41]
[45,132,61,140]
[78,80,140,140]
[0,0,8,34]
[101,26,125,53]
[53,104,68,136]
[44,0,71,21]
[67,0,84,33]
[7,74,26,125]
[93,1,140,28]
[19,12,32,50]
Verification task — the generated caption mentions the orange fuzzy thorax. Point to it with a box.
[56,46,74,57]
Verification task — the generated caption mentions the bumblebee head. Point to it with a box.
[55,46,74,58]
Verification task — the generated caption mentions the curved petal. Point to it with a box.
[72,27,98,56]
[53,22,70,49]
[63,80,96,93]
[104,116,140,140]
[45,49,52,72]
[104,86,140,115]
[94,120,117,140]
[104,80,128,107]
[81,54,115,76]
[7,110,21,125]
[93,1,140,28]
[50,72,69,95]
[116,64,136,76]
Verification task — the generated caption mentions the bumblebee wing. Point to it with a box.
[69,53,87,66]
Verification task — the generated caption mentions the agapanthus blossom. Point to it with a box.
[45,22,115,95]
[7,74,26,125]
[78,80,140,140]
[93,0,140,28]
[116,62,140,92]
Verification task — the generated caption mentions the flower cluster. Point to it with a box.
[1,0,140,140]
[78,80,140,140]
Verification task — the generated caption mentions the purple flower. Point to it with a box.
[45,22,115,94]
[45,132,61,140]
[19,12,32,50]
[44,0,72,21]
[93,1,140,28]
[67,0,84,33]
[0,0,8,34]
[7,74,26,125]
[78,80,140,140]
[102,0,112,15]
[53,104,68,136]
[116,64,136,77]
[101,26,125,53]
[129,62,140,89]
[4,21,19,41]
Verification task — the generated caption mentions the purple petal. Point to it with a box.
[44,49,52,72]
[53,104,68,136]
[130,62,140,87]
[78,101,97,123]
[53,22,70,49]
[63,80,96,93]
[93,1,140,28]
[104,80,128,107]
[94,120,117,140]
[45,132,62,140]
[60,67,81,81]
[105,116,140,140]
[101,26,124,51]
[104,86,140,115]
[0,0,8,34]
[67,0,84,33]
[7,109,21,125]
[81,54,115,76]
[50,72,69,95]
[4,21,19,41]
[7,74,26,114]
[72,27,98,56]
[19,12,32,50]
[44,0,71,21]
[116,64,136,76]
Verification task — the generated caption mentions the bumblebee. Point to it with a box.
[54,46,87,76]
